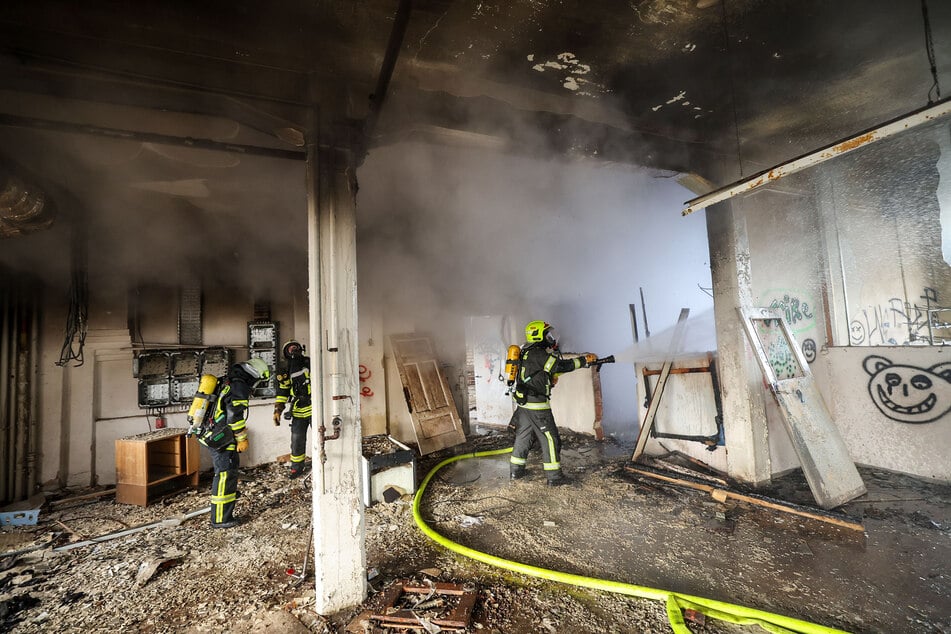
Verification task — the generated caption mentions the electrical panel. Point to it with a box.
[135,347,232,409]
[248,321,279,399]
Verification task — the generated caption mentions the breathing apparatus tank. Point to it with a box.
[186,374,218,435]
[504,345,521,388]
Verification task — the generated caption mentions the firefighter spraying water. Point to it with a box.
[503,320,614,485]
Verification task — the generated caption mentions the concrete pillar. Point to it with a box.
[815,173,850,346]
[307,116,366,613]
[706,199,771,486]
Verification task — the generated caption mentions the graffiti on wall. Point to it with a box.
[849,288,944,346]
[766,291,816,333]
[802,338,817,364]
[359,364,374,397]
[472,335,504,385]
[760,290,818,364]
[862,355,951,423]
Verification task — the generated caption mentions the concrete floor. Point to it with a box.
[427,432,951,634]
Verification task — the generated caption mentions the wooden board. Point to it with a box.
[632,308,690,461]
[388,334,466,455]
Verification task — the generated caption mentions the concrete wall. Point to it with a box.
[820,345,951,481]
[358,312,387,437]
[731,120,951,482]
[35,279,308,490]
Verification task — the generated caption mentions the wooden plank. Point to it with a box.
[50,488,116,506]
[624,464,864,532]
[632,308,690,461]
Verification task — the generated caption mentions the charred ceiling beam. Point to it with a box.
[0,53,311,144]
[682,96,951,216]
[0,113,306,161]
[360,0,413,163]
[375,89,730,174]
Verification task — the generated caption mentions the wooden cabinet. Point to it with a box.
[115,428,200,506]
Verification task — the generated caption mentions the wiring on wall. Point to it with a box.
[56,226,88,367]
[921,0,941,103]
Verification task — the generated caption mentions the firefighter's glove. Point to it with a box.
[272,406,283,426]
[584,353,598,365]
[235,432,249,453]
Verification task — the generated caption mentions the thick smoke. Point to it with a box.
[357,141,713,435]
[0,121,308,298]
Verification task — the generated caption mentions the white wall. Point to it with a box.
[733,119,951,481]
[34,284,308,490]
[821,345,951,481]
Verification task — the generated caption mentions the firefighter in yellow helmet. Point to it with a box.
[510,320,597,486]
[273,340,313,478]
[204,357,270,528]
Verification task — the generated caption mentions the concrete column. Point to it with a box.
[307,118,366,613]
[814,172,850,345]
[706,199,771,486]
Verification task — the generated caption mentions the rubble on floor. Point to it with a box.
[1,430,948,633]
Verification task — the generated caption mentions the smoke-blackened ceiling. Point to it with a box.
[0,0,948,287]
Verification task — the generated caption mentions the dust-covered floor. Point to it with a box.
[1,430,949,634]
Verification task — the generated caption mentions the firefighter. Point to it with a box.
[273,340,313,478]
[510,320,597,486]
[207,357,270,528]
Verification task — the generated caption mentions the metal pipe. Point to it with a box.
[682,96,951,216]
[27,287,40,494]
[54,506,211,552]
[14,297,28,499]
[0,291,10,501]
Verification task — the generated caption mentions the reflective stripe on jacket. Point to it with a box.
[276,356,313,418]
[513,343,585,409]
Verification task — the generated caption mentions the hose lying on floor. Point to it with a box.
[412,447,849,634]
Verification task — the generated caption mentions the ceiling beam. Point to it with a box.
[682,96,951,216]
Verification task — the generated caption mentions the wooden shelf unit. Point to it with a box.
[115,429,200,506]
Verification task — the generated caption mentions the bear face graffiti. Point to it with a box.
[862,355,951,424]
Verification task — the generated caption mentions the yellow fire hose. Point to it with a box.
[412,447,851,634]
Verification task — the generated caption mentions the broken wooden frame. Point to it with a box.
[640,351,724,447]
[681,96,951,216]
[631,308,690,461]
[624,463,864,532]
[347,580,477,632]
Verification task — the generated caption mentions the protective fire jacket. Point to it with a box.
[211,373,252,450]
[513,342,588,410]
[276,356,312,419]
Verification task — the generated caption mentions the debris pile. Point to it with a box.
[0,430,948,633]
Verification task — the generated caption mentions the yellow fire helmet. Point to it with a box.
[240,357,271,382]
[525,320,552,343]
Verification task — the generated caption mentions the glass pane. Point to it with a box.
[751,317,803,380]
